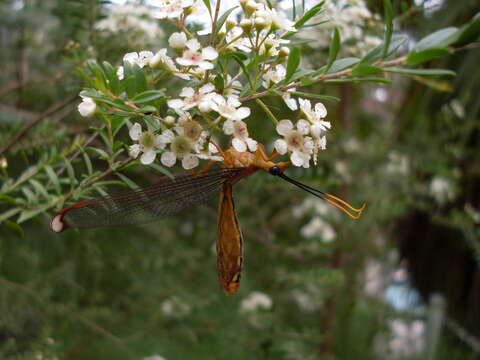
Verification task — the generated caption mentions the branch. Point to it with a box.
[0,93,78,157]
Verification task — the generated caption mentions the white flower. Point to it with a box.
[240,291,273,313]
[262,64,286,88]
[211,96,251,121]
[176,39,218,70]
[167,83,220,112]
[160,296,191,318]
[129,122,165,164]
[429,176,454,204]
[116,66,124,80]
[300,217,336,242]
[154,0,194,19]
[123,51,153,68]
[269,8,296,32]
[150,49,190,80]
[274,119,313,168]
[78,97,96,117]
[169,31,187,49]
[223,120,257,152]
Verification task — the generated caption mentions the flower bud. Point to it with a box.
[78,97,96,117]
[245,0,259,17]
[278,46,290,59]
[226,19,237,31]
[254,17,267,31]
[169,32,187,51]
[240,19,252,33]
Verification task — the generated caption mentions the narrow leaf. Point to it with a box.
[286,47,301,81]
[215,6,239,36]
[382,0,394,60]
[453,12,480,47]
[383,67,456,76]
[283,1,325,38]
[115,172,140,190]
[3,220,24,237]
[415,27,459,52]
[324,27,341,74]
[148,163,174,180]
[45,165,61,194]
[361,35,407,64]
[325,77,392,84]
[290,91,340,101]
[132,90,166,104]
[202,0,212,16]
[407,48,450,64]
[351,64,382,76]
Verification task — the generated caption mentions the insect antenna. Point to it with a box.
[269,166,366,219]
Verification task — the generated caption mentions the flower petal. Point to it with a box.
[200,83,215,93]
[182,154,199,170]
[179,87,195,97]
[235,107,251,120]
[202,46,218,60]
[246,138,258,151]
[129,144,141,158]
[129,123,142,141]
[232,138,247,152]
[315,102,327,118]
[290,151,305,167]
[161,151,176,167]
[167,99,184,109]
[274,139,287,155]
[297,119,310,135]
[276,119,293,136]
[223,120,234,135]
[140,150,156,164]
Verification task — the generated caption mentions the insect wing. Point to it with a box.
[216,182,243,294]
[50,167,243,232]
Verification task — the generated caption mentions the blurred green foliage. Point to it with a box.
[1,0,480,359]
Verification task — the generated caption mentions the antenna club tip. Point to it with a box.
[50,214,65,233]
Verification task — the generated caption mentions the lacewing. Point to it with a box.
[50,145,365,294]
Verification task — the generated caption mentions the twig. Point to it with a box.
[0,93,79,157]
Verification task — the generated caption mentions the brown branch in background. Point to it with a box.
[0,93,78,157]
[0,71,68,99]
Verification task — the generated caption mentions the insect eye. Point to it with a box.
[269,166,281,176]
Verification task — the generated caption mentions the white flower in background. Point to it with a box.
[176,39,218,70]
[262,64,286,88]
[385,151,409,175]
[300,216,336,242]
[154,0,194,19]
[129,122,165,165]
[292,197,332,218]
[167,83,220,112]
[292,290,318,312]
[223,120,258,152]
[211,96,251,121]
[240,291,273,312]
[168,31,188,50]
[160,296,191,318]
[123,51,153,68]
[224,26,251,52]
[77,96,96,117]
[150,49,190,80]
[262,65,298,110]
[274,119,313,168]
[269,7,296,31]
[116,66,124,80]
[144,355,166,360]
[429,176,454,204]
[388,319,426,359]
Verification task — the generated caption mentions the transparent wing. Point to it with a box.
[52,167,243,231]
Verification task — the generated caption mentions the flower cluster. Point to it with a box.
[79,0,334,170]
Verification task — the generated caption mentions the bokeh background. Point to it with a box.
[1,0,480,359]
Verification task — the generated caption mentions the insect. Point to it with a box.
[50,144,365,294]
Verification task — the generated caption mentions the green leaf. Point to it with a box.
[29,179,49,198]
[132,90,166,104]
[45,165,61,194]
[82,151,93,175]
[115,172,139,190]
[283,1,325,39]
[453,12,480,47]
[148,163,174,180]
[123,62,148,99]
[407,48,450,64]
[351,64,382,76]
[415,27,459,52]
[0,194,17,205]
[102,61,122,95]
[87,147,110,160]
[22,186,36,203]
[324,27,341,74]
[324,57,360,74]
[361,35,407,64]
[214,74,225,92]
[383,67,456,76]
[286,47,301,81]
[80,89,132,112]
[290,91,340,102]
[0,208,21,223]
[63,158,77,186]
[2,220,24,237]
[215,6,239,36]
[382,0,394,60]
[85,59,108,91]
[325,77,392,84]
[17,208,46,224]
[202,0,212,16]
